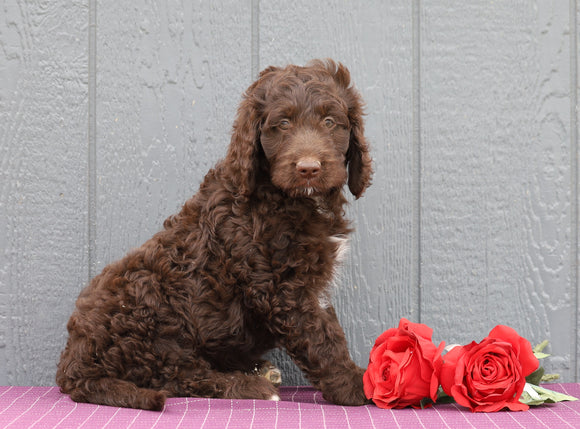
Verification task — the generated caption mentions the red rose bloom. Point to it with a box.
[440,325,539,412]
[363,318,445,409]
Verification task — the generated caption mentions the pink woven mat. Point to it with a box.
[0,384,579,428]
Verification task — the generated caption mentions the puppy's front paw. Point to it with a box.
[321,366,368,406]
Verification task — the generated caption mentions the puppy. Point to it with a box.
[57,59,373,410]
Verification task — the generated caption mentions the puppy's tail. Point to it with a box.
[62,377,166,411]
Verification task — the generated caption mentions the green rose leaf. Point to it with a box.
[525,366,544,386]
[533,340,549,354]
[534,352,550,360]
[519,383,578,406]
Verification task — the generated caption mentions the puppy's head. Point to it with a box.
[226,59,372,199]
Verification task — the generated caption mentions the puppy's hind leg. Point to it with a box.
[65,378,166,411]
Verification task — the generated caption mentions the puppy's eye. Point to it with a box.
[279,119,291,130]
[324,117,335,128]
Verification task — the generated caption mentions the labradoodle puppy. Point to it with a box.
[57,59,373,410]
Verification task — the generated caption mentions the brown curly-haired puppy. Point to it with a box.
[56,59,373,411]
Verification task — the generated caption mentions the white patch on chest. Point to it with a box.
[329,234,349,264]
[318,234,350,309]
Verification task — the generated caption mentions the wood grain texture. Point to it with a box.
[0,0,89,385]
[259,0,415,385]
[95,0,252,271]
[420,0,575,380]
[0,0,578,387]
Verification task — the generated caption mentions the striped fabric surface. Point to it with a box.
[0,384,579,429]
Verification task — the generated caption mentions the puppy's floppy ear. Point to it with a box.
[346,100,373,199]
[325,60,373,199]
[225,67,278,196]
[314,59,372,198]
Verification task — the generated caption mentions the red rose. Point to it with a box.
[363,318,445,409]
[440,325,539,412]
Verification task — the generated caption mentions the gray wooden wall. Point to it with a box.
[1,0,578,387]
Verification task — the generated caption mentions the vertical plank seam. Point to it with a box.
[412,0,422,323]
[570,0,579,383]
[88,0,97,282]
[251,0,260,78]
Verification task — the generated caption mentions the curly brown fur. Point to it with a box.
[56,59,373,410]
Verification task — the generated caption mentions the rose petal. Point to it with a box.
[387,336,415,354]
[488,325,539,376]
[369,342,390,364]
[450,384,475,409]
[398,318,435,342]
[376,327,399,343]
[440,344,465,396]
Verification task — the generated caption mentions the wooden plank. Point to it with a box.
[0,0,89,385]
[260,0,415,384]
[420,0,575,381]
[95,1,252,269]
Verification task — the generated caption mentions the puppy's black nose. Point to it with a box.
[296,159,321,179]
